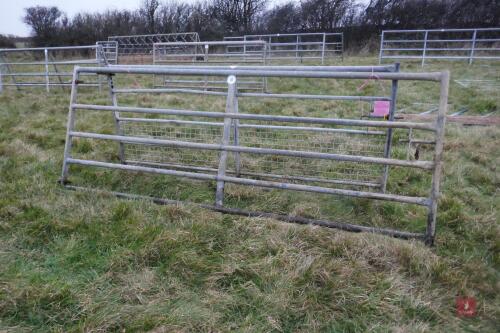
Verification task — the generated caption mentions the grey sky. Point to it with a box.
[0,0,150,36]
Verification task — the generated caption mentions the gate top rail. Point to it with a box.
[382,27,500,33]
[78,65,442,81]
[0,45,101,52]
[110,64,399,72]
[241,32,343,38]
[154,41,267,47]
[108,32,200,39]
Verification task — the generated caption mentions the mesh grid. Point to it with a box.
[120,118,387,188]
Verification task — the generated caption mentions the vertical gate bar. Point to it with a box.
[296,35,299,60]
[381,63,400,192]
[321,33,326,65]
[425,71,449,246]
[60,69,81,182]
[49,53,66,91]
[341,33,344,61]
[469,29,477,65]
[268,36,272,61]
[233,91,241,177]
[106,73,125,163]
[204,44,209,90]
[379,31,385,64]
[0,65,3,93]
[44,48,50,92]
[421,31,428,67]
[215,75,237,206]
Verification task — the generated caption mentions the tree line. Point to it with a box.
[7,0,500,51]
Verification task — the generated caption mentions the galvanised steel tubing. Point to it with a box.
[112,87,390,102]
[2,60,101,66]
[382,27,500,33]
[110,64,398,72]
[124,160,383,188]
[76,66,441,81]
[425,70,449,246]
[155,41,266,46]
[215,76,237,205]
[381,63,400,192]
[108,32,200,39]
[65,158,430,206]
[380,28,500,65]
[71,103,436,131]
[0,45,101,52]
[69,131,434,170]
[64,185,425,239]
[117,117,386,135]
[1,83,99,87]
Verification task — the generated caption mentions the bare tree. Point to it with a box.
[213,0,267,34]
[140,0,160,34]
[23,6,62,46]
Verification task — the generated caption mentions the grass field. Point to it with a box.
[0,57,498,332]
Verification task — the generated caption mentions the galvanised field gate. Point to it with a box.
[152,41,269,91]
[0,44,116,93]
[60,65,449,245]
[379,28,500,66]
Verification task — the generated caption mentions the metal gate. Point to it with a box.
[224,32,343,64]
[0,44,114,93]
[60,65,449,245]
[379,28,500,66]
[152,41,268,91]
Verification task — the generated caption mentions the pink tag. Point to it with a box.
[372,101,391,118]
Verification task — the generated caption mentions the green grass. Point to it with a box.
[0,56,499,332]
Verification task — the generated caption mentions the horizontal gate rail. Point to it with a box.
[223,32,343,64]
[379,27,500,65]
[0,44,114,93]
[60,65,449,245]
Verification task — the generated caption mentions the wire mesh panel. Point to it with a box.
[152,41,268,91]
[0,45,111,93]
[60,65,449,245]
[379,28,500,66]
[224,32,343,64]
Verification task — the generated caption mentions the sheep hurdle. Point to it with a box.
[0,44,115,93]
[153,41,268,91]
[60,65,449,245]
[379,28,500,66]
[224,32,343,64]
[108,32,200,63]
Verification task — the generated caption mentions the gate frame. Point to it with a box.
[60,65,449,246]
[0,44,113,93]
[223,32,343,64]
[379,27,500,66]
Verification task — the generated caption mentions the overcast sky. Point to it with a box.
[0,0,154,36]
[1,0,300,37]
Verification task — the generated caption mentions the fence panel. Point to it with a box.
[379,28,500,65]
[152,41,268,91]
[60,65,449,245]
[0,45,111,93]
[108,32,200,63]
[224,32,343,64]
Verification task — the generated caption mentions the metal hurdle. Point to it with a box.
[224,32,343,64]
[60,65,448,245]
[379,28,500,66]
[152,40,268,91]
[0,44,114,93]
[108,32,200,63]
